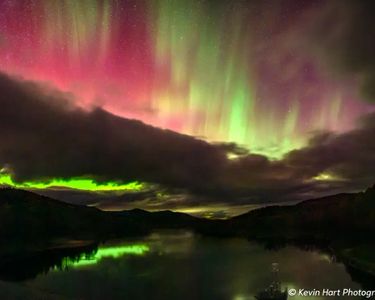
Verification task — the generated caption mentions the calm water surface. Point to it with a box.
[0,231,368,300]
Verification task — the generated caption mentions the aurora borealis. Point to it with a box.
[0,0,372,158]
[0,0,375,217]
[0,172,144,191]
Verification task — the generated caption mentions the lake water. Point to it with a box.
[0,230,371,300]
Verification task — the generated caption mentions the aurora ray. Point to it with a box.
[0,0,372,161]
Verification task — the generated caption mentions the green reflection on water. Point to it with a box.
[59,244,150,268]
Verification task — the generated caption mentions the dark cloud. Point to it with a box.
[0,72,374,216]
[0,73,227,190]
[285,112,375,188]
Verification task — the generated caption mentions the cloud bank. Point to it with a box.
[0,72,374,215]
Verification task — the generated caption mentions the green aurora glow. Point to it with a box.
[0,173,144,192]
[59,244,150,268]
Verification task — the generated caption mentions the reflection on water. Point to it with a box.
[0,230,373,300]
[60,244,150,268]
[0,243,98,282]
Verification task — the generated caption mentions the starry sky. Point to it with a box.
[0,0,375,217]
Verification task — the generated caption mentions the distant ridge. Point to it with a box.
[0,188,206,246]
[1,186,375,280]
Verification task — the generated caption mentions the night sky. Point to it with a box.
[0,0,374,218]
